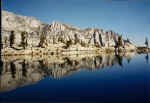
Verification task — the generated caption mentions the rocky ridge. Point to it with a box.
[2,10,136,55]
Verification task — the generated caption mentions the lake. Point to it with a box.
[0,53,149,103]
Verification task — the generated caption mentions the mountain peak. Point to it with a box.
[51,21,62,25]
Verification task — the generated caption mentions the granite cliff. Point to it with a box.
[1,10,136,55]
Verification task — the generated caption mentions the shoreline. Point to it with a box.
[1,47,150,56]
[1,47,138,56]
[136,47,150,54]
[1,51,137,62]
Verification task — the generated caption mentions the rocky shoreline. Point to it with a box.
[1,45,149,56]
[136,47,150,54]
[1,46,138,56]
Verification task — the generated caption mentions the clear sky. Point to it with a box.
[2,0,150,46]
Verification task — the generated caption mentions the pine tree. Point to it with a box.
[145,37,149,48]
[74,34,79,44]
[10,31,15,47]
[39,35,47,48]
[127,38,130,43]
[21,31,28,49]
[118,36,123,47]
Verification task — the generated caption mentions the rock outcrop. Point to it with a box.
[1,10,136,55]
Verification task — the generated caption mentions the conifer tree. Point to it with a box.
[145,37,149,48]
[10,31,15,47]
[21,31,28,49]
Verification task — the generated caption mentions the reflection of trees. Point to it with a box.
[99,56,103,64]
[1,54,131,78]
[107,55,110,66]
[65,57,73,66]
[127,58,131,64]
[0,61,3,75]
[145,53,149,64]
[22,60,27,77]
[94,58,97,68]
[38,60,49,76]
[10,62,16,78]
[39,60,44,68]
[115,54,123,67]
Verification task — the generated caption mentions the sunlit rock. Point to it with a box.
[2,10,137,55]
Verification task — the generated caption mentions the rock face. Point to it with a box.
[2,10,136,52]
[2,11,42,32]
[2,11,44,48]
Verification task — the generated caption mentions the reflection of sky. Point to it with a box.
[2,0,150,46]
[0,54,149,102]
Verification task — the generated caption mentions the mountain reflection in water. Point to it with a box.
[0,53,139,93]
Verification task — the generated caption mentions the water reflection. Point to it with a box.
[145,53,149,64]
[0,53,137,93]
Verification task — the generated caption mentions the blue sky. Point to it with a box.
[2,0,150,46]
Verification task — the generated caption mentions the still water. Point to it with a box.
[0,53,149,103]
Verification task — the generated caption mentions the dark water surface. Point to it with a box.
[0,53,149,103]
